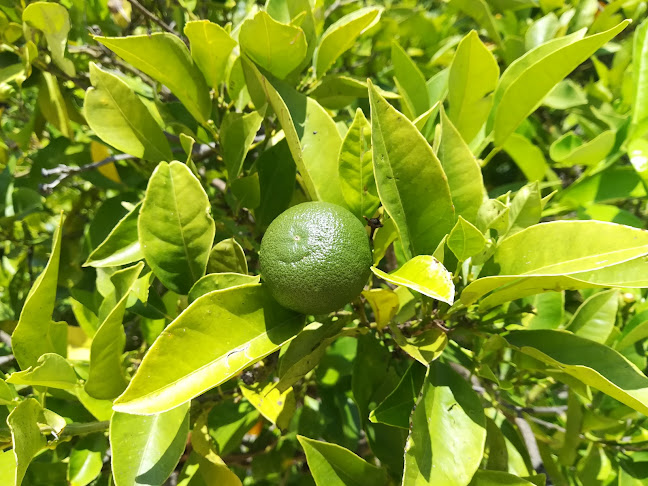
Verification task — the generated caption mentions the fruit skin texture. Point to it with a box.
[259,202,373,315]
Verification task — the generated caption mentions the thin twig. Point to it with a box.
[40,153,137,194]
[128,0,178,36]
[514,415,543,471]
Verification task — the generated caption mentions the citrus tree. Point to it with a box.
[2,0,648,484]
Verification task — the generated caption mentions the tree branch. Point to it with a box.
[128,0,179,36]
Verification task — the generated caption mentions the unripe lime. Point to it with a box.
[259,202,373,315]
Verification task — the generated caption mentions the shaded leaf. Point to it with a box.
[392,41,429,119]
[221,110,263,178]
[7,398,45,486]
[566,289,619,343]
[207,238,247,275]
[297,435,389,486]
[7,353,77,390]
[68,434,107,486]
[503,133,548,182]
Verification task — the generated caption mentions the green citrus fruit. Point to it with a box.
[259,202,373,315]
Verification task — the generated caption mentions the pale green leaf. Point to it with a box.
[297,435,389,486]
[438,108,486,225]
[492,22,629,146]
[503,133,548,182]
[207,238,248,274]
[543,79,588,109]
[388,325,447,365]
[68,434,107,486]
[7,399,45,486]
[448,217,486,262]
[113,284,304,414]
[507,330,648,416]
[111,403,190,486]
[449,0,503,50]
[469,470,540,485]
[139,161,215,294]
[240,382,295,430]
[362,289,399,329]
[549,130,615,167]
[566,289,619,343]
[188,273,259,303]
[94,33,211,123]
[338,108,379,221]
[309,75,398,110]
[628,138,648,188]
[371,256,455,305]
[314,7,381,78]
[12,213,66,370]
[221,110,263,178]
[403,362,486,486]
[392,41,429,119]
[184,20,237,89]
[448,30,499,143]
[38,72,71,138]
[85,263,144,400]
[369,81,454,258]
[84,202,143,268]
[7,353,77,390]
[84,63,172,162]
[242,58,346,206]
[239,11,307,79]
[23,2,75,76]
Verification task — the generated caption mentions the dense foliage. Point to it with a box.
[2,0,648,484]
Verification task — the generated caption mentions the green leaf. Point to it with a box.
[369,80,454,258]
[275,319,347,392]
[314,7,381,78]
[371,255,455,305]
[523,292,565,330]
[111,402,190,486]
[492,21,629,146]
[242,58,346,206]
[506,330,648,416]
[448,30,499,144]
[206,399,259,456]
[85,262,144,400]
[369,361,426,429]
[94,33,211,123]
[392,41,430,119]
[297,435,389,486]
[505,182,543,237]
[309,75,399,110]
[543,79,588,109]
[84,202,143,268]
[447,216,486,261]
[207,238,247,274]
[84,63,172,162]
[632,18,648,127]
[338,108,379,221]
[469,470,540,485]
[438,108,486,225]
[403,362,486,486]
[566,289,619,344]
[7,398,45,486]
[7,353,77,390]
[12,213,66,370]
[239,11,307,79]
[549,130,616,167]
[68,434,107,486]
[184,20,237,89]
[188,273,259,303]
[22,2,75,77]
[139,161,215,294]
[502,133,548,182]
[113,284,304,414]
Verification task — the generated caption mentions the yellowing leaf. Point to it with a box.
[91,141,121,184]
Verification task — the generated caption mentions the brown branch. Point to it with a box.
[128,0,178,36]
